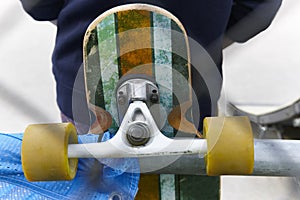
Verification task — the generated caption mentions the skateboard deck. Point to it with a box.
[82,4,203,199]
[83,4,199,137]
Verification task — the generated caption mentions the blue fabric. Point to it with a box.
[0,133,139,200]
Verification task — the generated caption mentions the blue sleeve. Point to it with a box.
[20,0,64,20]
[226,0,282,42]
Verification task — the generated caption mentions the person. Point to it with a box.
[16,0,282,199]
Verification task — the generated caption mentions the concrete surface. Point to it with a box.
[0,1,300,200]
[221,176,300,200]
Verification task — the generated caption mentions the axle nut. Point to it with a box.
[126,123,150,146]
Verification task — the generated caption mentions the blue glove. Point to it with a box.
[0,132,140,200]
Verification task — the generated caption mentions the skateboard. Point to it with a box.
[21,4,254,199]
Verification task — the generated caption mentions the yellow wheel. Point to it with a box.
[203,116,254,176]
[21,123,78,181]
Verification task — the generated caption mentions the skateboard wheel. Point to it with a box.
[21,123,78,181]
[203,116,254,176]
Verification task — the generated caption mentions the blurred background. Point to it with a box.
[0,1,299,199]
[0,1,59,132]
[222,1,300,115]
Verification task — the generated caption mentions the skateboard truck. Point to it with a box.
[116,75,160,146]
[21,76,300,180]
[21,75,255,180]
[116,75,160,126]
[21,89,300,180]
